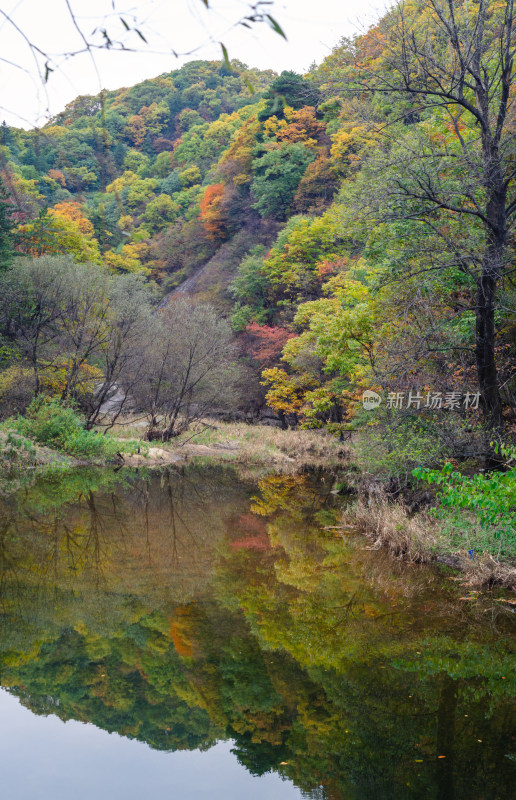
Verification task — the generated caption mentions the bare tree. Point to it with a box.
[131,298,241,440]
[83,273,157,429]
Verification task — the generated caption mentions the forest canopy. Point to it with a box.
[0,0,514,457]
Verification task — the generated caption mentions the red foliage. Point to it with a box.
[244,323,296,368]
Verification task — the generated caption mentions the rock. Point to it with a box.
[147,447,168,460]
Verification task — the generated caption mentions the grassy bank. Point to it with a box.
[0,399,141,474]
[113,418,348,472]
[0,428,75,471]
[341,492,516,591]
[1,409,349,478]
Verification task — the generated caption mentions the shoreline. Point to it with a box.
[341,495,516,592]
[2,420,515,592]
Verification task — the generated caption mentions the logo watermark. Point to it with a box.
[362,390,382,410]
[361,390,480,411]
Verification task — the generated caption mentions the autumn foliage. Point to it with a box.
[199,183,228,240]
[244,323,296,367]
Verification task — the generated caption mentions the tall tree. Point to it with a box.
[0,178,14,270]
[343,0,516,429]
[131,298,241,440]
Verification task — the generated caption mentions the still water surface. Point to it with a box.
[0,464,514,799]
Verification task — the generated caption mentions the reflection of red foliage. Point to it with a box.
[237,513,267,534]
[245,323,296,367]
[230,513,271,550]
[169,607,194,657]
[231,533,270,551]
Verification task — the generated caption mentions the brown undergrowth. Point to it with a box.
[345,496,516,591]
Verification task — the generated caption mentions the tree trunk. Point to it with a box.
[475,158,505,431]
[475,268,503,430]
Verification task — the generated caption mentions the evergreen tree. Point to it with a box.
[0,178,14,270]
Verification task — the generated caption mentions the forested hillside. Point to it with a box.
[0,0,515,470]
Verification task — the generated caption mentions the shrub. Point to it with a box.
[353,410,449,482]
[0,364,35,419]
[0,430,37,468]
[12,397,119,459]
[413,443,516,560]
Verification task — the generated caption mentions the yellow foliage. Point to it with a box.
[261,367,316,415]
[0,364,34,398]
[51,202,95,236]
[40,360,103,399]
[104,243,150,275]
[330,124,378,172]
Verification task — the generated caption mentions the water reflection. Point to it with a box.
[0,465,514,799]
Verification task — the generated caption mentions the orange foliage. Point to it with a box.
[198,183,227,240]
[275,106,325,144]
[48,169,66,187]
[218,116,260,185]
[317,256,348,277]
[127,114,145,148]
[51,201,94,236]
[293,153,339,213]
[169,607,195,658]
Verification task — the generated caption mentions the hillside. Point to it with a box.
[0,2,515,458]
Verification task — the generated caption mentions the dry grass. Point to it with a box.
[346,496,437,563]
[344,495,516,591]
[107,416,348,471]
[177,420,348,468]
[456,553,516,590]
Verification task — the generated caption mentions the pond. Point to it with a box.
[0,464,514,799]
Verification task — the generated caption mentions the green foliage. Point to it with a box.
[143,194,180,232]
[259,211,345,309]
[251,144,315,219]
[229,245,270,329]
[12,397,120,459]
[0,178,15,270]
[354,410,450,480]
[160,171,182,195]
[0,430,37,468]
[413,444,516,556]
[258,71,321,122]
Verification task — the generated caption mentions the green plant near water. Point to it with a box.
[352,410,449,481]
[10,397,123,459]
[1,430,37,465]
[413,444,516,559]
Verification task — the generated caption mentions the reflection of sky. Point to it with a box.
[0,689,302,799]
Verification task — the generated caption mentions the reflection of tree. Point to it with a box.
[0,465,514,799]
[214,470,516,798]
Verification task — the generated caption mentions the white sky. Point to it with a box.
[0,0,391,129]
